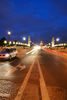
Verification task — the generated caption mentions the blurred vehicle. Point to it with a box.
[0,47,18,60]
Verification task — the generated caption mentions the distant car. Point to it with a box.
[0,48,18,60]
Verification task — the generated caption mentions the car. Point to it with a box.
[0,47,18,60]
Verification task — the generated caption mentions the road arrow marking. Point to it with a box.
[19,65,26,71]
[16,64,26,71]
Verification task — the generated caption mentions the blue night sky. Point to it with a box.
[0,0,67,43]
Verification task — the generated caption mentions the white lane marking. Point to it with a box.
[18,65,26,71]
[37,59,50,100]
[16,63,26,71]
[26,49,35,55]
[14,60,35,100]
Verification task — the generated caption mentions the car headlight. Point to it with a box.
[5,54,9,57]
[33,45,41,50]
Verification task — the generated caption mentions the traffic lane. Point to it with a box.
[39,49,67,69]
[38,50,67,89]
[43,48,67,59]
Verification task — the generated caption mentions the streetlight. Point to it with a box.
[8,31,11,42]
[56,38,60,49]
[13,41,15,45]
[4,40,7,46]
[23,37,26,41]
[56,38,60,42]
[8,31,11,35]
[22,37,26,48]
[9,41,12,45]
[4,40,7,44]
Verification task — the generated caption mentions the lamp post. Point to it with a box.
[13,41,15,45]
[8,31,11,46]
[9,41,12,45]
[56,38,60,49]
[4,40,7,44]
[4,40,7,46]
[22,37,26,48]
[23,37,26,44]
[8,31,11,41]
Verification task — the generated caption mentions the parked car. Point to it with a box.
[0,47,18,60]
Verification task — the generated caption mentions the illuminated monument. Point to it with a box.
[51,37,55,47]
[28,36,31,47]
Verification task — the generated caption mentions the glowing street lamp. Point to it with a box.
[9,41,12,45]
[4,40,7,44]
[56,38,60,42]
[8,31,11,35]
[16,42,18,45]
[8,31,11,42]
[13,41,15,45]
[23,37,26,41]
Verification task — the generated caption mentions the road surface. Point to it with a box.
[0,47,67,100]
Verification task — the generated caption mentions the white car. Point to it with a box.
[0,48,18,60]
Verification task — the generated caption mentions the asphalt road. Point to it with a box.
[38,49,67,100]
[0,48,67,100]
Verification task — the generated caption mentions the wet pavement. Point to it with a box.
[0,48,67,100]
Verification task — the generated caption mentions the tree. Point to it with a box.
[0,37,6,46]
